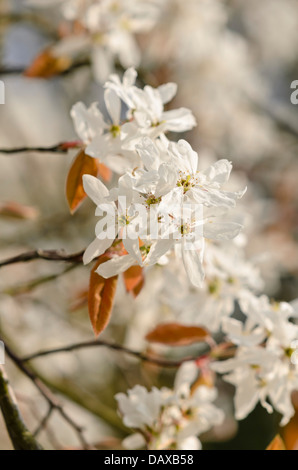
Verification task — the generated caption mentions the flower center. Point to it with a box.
[145,194,162,206]
[208,278,221,295]
[284,347,295,359]
[118,214,130,226]
[177,174,194,193]
[110,124,121,138]
[180,223,191,236]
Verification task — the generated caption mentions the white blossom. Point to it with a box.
[26,0,166,82]
[213,294,298,425]
[105,68,197,135]
[116,362,224,450]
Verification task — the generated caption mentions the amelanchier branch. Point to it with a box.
[0,365,43,450]
[1,338,90,449]
[1,264,77,296]
[0,60,91,78]
[0,141,82,155]
[21,339,206,368]
[0,12,58,37]
[0,249,85,268]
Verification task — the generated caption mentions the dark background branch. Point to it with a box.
[1,338,89,449]
[21,339,198,368]
[0,365,43,450]
[0,249,84,268]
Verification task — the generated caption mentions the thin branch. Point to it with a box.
[39,373,127,435]
[2,339,89,449]
[253,97,298,139]
[15,394,62,449]
[0,249,84,268]
[0,141,82,155]
[1,264,77,296]
[0,12,59,37]
[0,365,43,450]
[0,67,28,75]
[0,144,67,154]
[0,60,91,77]
[32,405,54,438]
[21,339,198,368]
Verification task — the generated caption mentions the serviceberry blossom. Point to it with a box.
[116,362,224,450]
[27,1,166,82]
[71,68,196,172]
[160,239,264,332]
[71,91,141,173]
[212,294,298,425]
[3,0,298,453]
[81,130,245,286]
[105,68,197,134]
[82,172,174,273]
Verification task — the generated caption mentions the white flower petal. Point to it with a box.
[71,102,105,143]
[157,83,177,104]
[123,67,137,87]
[136,137,160,171]
[182,245,205,287]
[96,254,136,278]
[145,240,173,265]
[162,108,197,132]
[104,89,121,124]
[202,160,232,184]
[174,361,198,392]
[82,174,109,205]
[122,433,146,450]
[122,234,142,264]
[178,436,202,451]
[83,237,112,265]
[203,221,242,240]
[85,134,111,159]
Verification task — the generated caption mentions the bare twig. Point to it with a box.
[0,144,67,154]
[0,365,43,450]
[0,249,84,268]
[0,60,91,77]
[0,141,82,154]
[15,394,62,449]
[1,339,89,449]
[253,97,298,139]
[32,405,54,438]
[1,264,77,296]
[0,12,59,37]
[21,339,198,368]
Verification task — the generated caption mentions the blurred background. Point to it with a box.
[0,0,297,450]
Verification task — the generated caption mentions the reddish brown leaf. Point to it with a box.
[88,257,118,336]
[0,201,39,220]
[191,369,215,392]
[281,392,298,450]
[145,323,210,346]
[266,435,286,450]
[97,162,112,182]
[66,150,99,214]
[25,49,72,78]
[282,417,298,450]
[68,288,89,312]
[132,277,145,297]
[123,266,144,297]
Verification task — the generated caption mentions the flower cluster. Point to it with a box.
[71,67,297,445]
[116,362,224,450]
[159,238,264,332]
[75,69,245,285]
[26,0,166,82]
[72,67,196,171]
[212,293,298,425]
[2,0,298,452]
